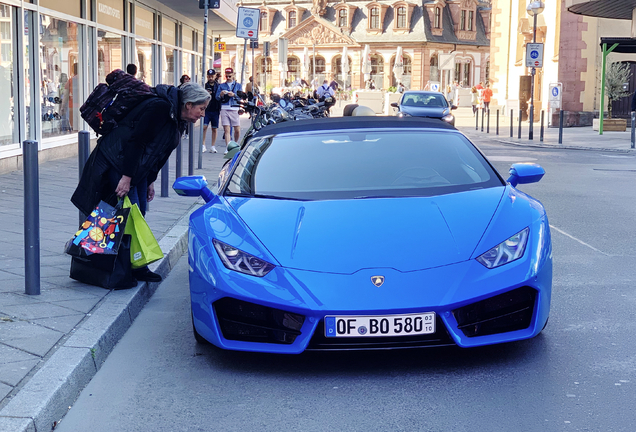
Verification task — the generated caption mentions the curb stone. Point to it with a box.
[0,200,202,432]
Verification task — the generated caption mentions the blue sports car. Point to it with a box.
[173,117,552,353]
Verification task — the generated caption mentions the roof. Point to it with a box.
[252,116,456,138]
[600,37,636,54]
[568,0,636,20]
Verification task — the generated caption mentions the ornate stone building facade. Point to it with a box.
[221,0,491,91]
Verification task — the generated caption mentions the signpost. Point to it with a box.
[214,42,226,52]
[526,42,544,140]
[548,82,562,127]
[236,7,259,85]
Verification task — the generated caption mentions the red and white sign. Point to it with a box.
[248,30,253,37]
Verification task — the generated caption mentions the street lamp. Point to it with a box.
[526,0,544,140]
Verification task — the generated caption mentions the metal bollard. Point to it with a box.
[198,121,203,169]
[540,111,545,142]
[518,110,522,139]
[559,110,564,144]
[78,131,90,226]
[160,163,169,197]
[188,123,194,176]
[23,141,40,295]
[487,109,490,133]
[481,109,484,132]
[496,110,500,135]
[631,112,635,149]
[475,108,479,130]
[176,142,182,179]
[510,109,513,138]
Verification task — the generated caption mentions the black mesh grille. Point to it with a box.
[214,298,305,345]
[306,315,455,351]
[452,287,537,338]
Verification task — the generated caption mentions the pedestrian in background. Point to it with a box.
[203,69,222,153]
[126,64,137,77]
[179,74,190,87]
[471,86,479,115]
[71,82,210,282]
[216,67,242,153]
[482,83,493,111]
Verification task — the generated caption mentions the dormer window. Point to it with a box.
[258,6,276,36]
[260,11,267,31]
[434,7,441,28]
[370,7,380,29]
[396,7,407,28]
[460,10,466,30]
[288,11,297,28]
[468,10,474,31]
[338,9,347,27]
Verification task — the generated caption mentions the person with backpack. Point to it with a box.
[202,69,222,153]
[216,68,242,153]
[72,81,210,282]
[316,79,333,99]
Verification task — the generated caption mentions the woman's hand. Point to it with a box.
[147,182,155,202]
[115,175,132,198]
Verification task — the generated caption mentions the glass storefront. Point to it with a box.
[163,46,174,84]
[136,39,153,84]
[40,14,81,138]
[0,4,15,146]
[97,30,121,84]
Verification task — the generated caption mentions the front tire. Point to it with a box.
[191,311,209,344]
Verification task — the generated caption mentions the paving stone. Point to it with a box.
[51,298,101,314]
[0,343,39,364]
[0,321,63,357]
[14,287,99,303]
[0,302,82,321]
[0,381,11,400]
[0,270,22,281]
[30,314,85,333]
[0,293,45,306]
[0,358,40,386]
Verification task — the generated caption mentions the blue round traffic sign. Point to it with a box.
[530,50,539,59]
[243,17,253,27]
[552,87,559,97]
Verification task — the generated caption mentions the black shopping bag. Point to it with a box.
[70,234,137,290]
[66,200,129,257]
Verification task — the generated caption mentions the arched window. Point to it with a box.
[430,55,439,81]
[396,7,407,29]
[434,7,441,28]
[338,9,347,27]
[370,54,384,88]
[309,56,326,83]
[333,55,352,88]
[260,11,268,31]
[391,54,412,88]
[370,7,380,29]
[287,56,300,81]
[288,11,297,28]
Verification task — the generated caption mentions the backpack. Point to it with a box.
[80,69,156,136]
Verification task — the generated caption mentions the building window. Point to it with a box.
[338,9,347,27]
[287,56,300,82]
[391,54,412,88]
[288,11,297,28]
[434,7,441,28]
[460,10,466,30]
[260,11,267,31]
[468,11,474,31]
[396,7,407,29]
[370,7,380,29]
[430,55,439,81]
[310,56,326,83]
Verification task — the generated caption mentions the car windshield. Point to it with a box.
[401,93,448,108]
[225,130,503,200]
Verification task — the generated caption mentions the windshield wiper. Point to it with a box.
[225,192,310,201]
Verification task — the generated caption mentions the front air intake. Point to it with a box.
[452,287,537,337]
[214,298,305,344]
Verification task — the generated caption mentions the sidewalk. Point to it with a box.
[0,124,237,432]
[453,107,636,153]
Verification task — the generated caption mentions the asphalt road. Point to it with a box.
[55,139,636,432]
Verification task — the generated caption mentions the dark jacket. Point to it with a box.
[71,85,186,215]
[205,81,221,112]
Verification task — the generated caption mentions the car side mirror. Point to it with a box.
[173,176,215,203]
[451,105,458,110]
[391,102,398,108]
[507,163,545,187]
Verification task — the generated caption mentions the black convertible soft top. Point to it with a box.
[252,116,456,138]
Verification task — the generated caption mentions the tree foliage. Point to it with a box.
[605,62,632,118]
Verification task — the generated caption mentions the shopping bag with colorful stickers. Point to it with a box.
[65,200,130,257]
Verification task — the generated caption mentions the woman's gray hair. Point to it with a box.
[179,82,211,107]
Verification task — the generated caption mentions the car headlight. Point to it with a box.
[213,239,275,277]
[442,114,454,123]
[476,228,529,269]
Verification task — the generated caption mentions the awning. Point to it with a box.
[600,37,636,53]
[568,0,636,20]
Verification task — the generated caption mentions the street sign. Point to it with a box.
[429,81,440,92]
[214,42,226,52]
[439,53,455,71]
[526,43,544,68]
[236,7,260,40]
[250,40,259,49]
[199,0,220,9]
[549,82,562,109]
[263,41,270,57]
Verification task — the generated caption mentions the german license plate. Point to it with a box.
[324,313,435,338]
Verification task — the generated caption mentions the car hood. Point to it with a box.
[226,187,505,274]
[400,106,449,118]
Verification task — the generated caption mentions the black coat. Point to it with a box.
[71,85,186,215]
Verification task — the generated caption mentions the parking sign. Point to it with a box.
[236,7,260,40]
[526,43,544,68]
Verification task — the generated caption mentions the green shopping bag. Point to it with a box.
[123,196,163,269]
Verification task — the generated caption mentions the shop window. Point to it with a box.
[370,7,380,29]
[391,54,412,88]
[370,54,384,88]
[163,47,174,84]
[97,30,122,85]
[40,14,81,139]
[396,7,407,29]
[0,6,15,146]
[430,55,439,81]
[286,56,300,83]
[136,40,153,84]
[309,56,326,85]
